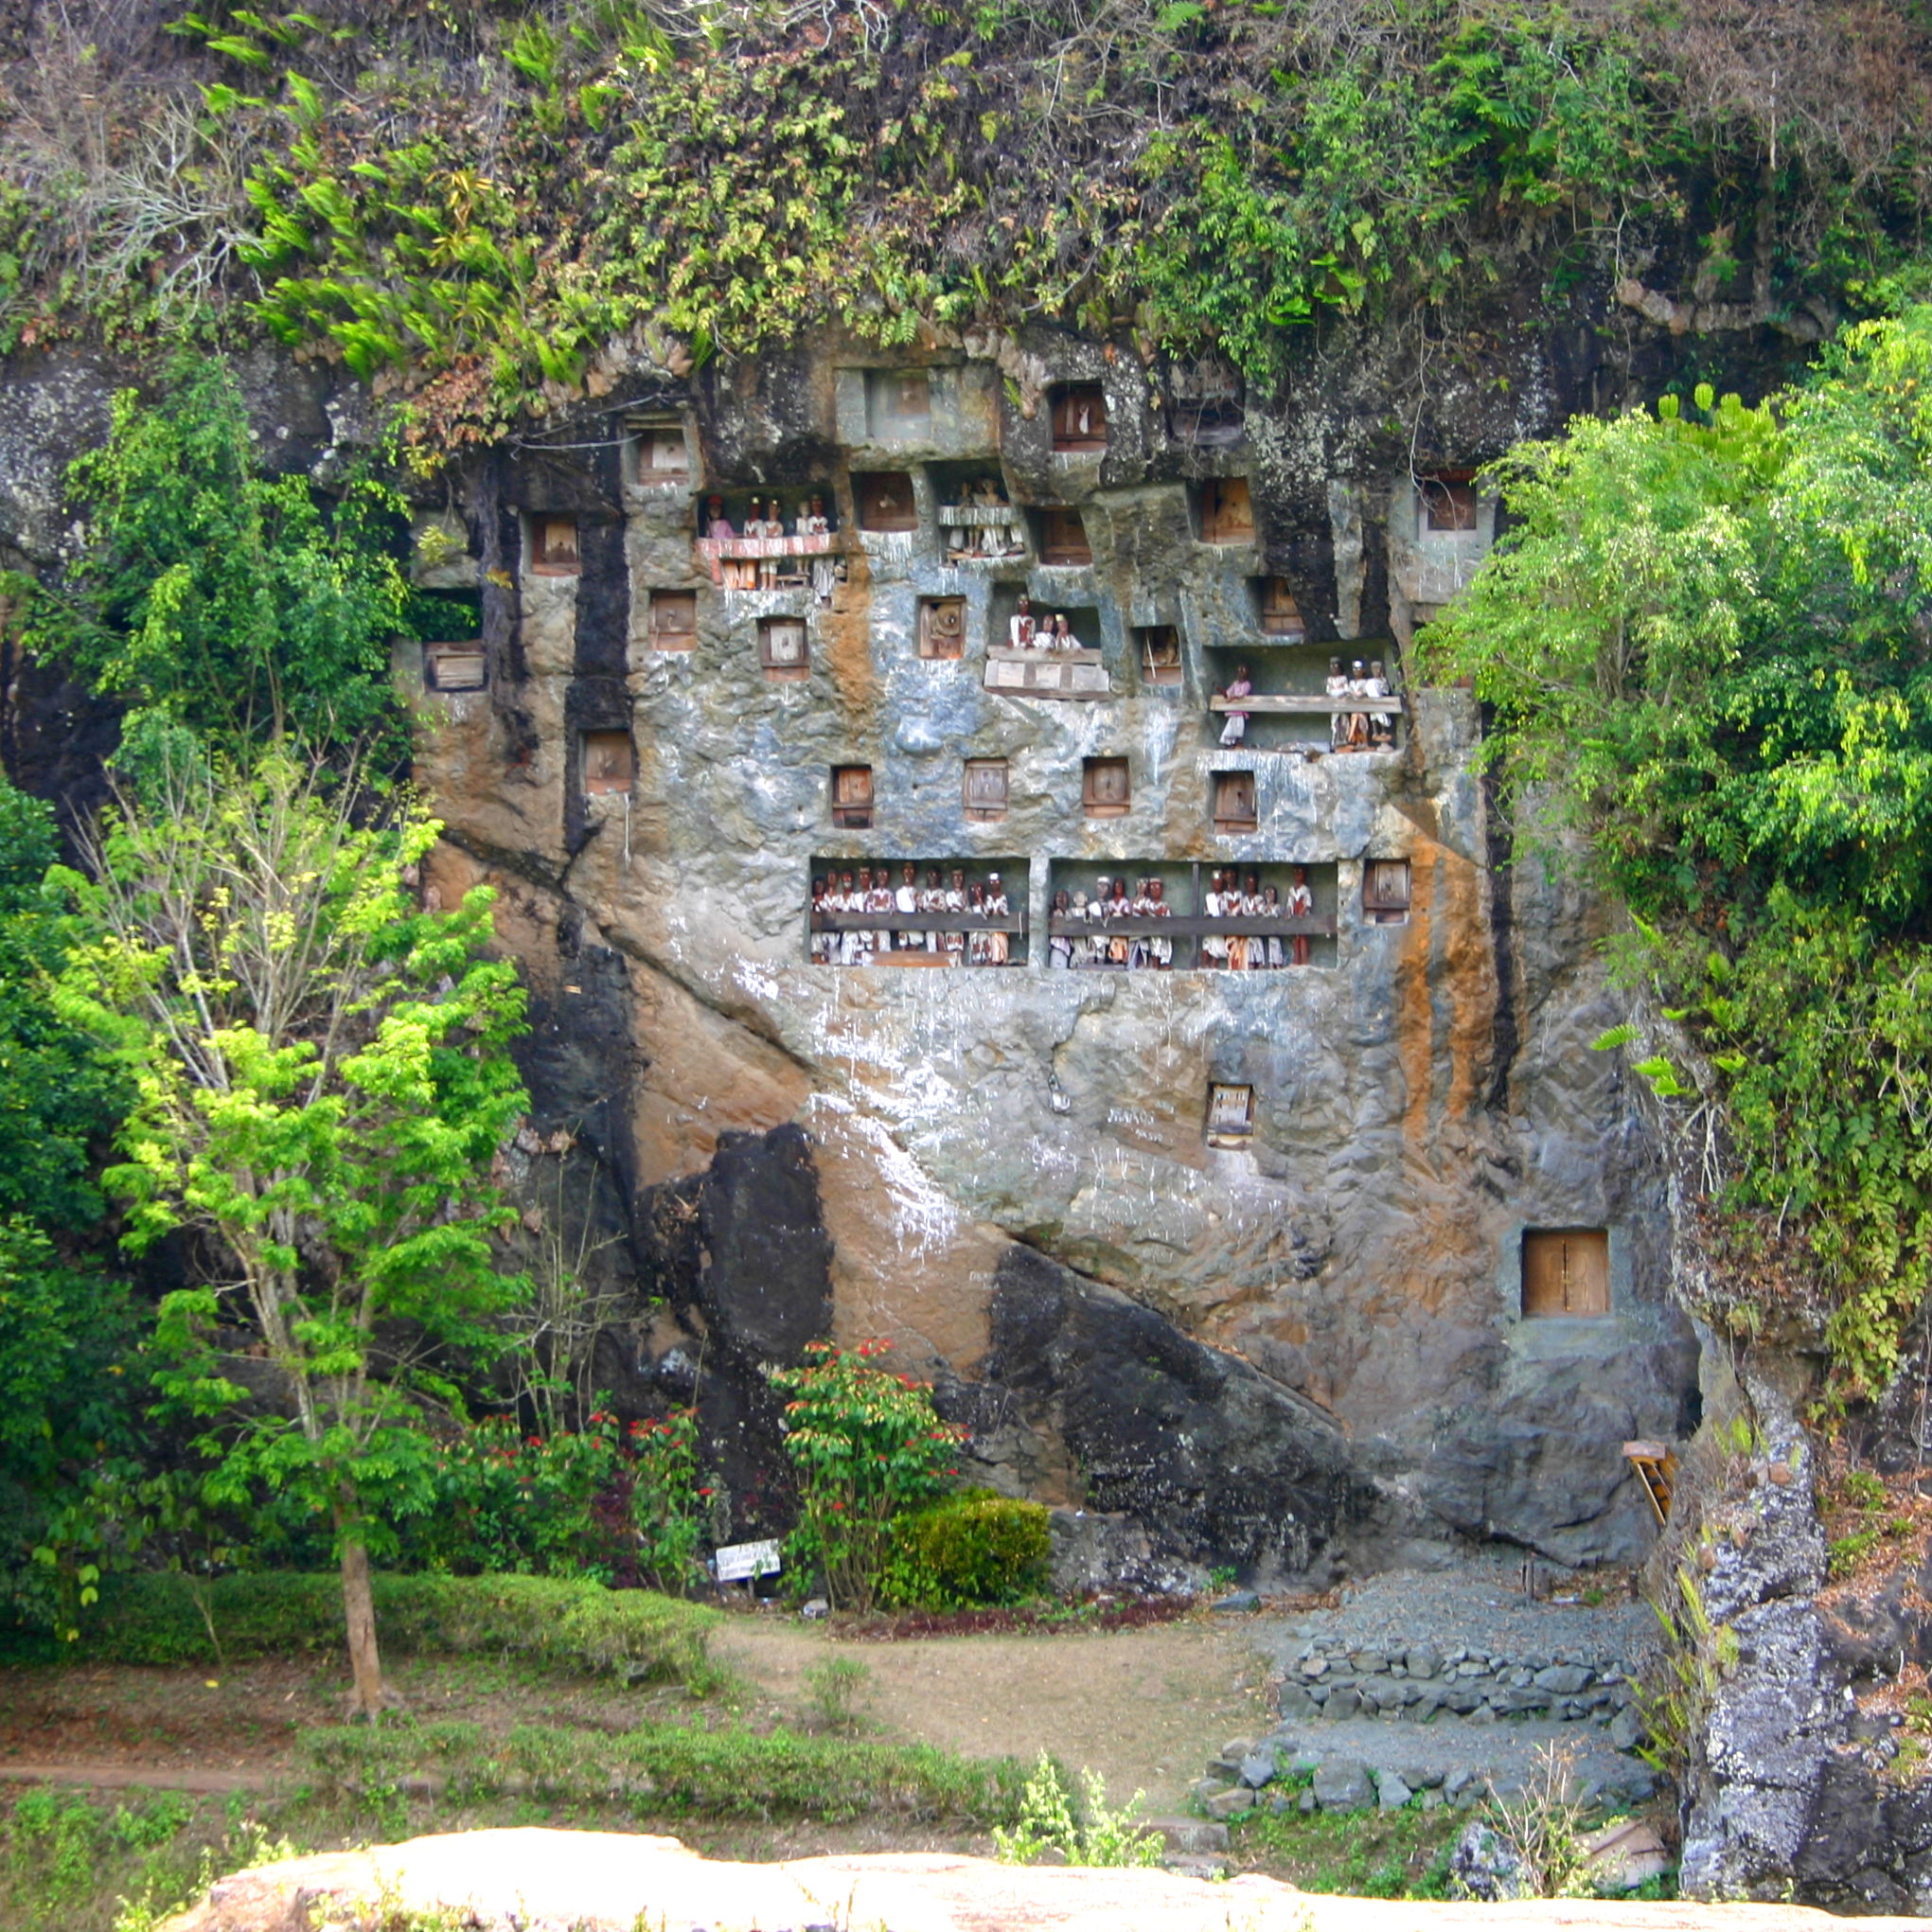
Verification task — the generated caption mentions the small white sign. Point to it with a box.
[713,1538,783,1583]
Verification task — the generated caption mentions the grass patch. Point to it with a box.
[1229,1799,1462,1898]
[300,1716,1030,1826]
[28,1573,719,1690]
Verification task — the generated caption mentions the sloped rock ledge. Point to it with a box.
[162,1828,1926,1932]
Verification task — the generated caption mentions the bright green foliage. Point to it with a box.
[16,354,413,761]
[881,1489,1051,1609]
[1420,310,1932,1397]
[993,1753,1163,1868]
[769,1339,966,1614]
[0,779,138,1634]
[12,3,1920,438]
[52,749,527,1696]
[627,1409,709,1597]
[52,1570,718,1686]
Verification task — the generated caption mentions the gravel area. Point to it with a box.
[1251,1555,1657,1678]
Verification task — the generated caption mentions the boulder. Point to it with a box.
[1447,1819,1533,1901]
[1311,1761,1374,1812]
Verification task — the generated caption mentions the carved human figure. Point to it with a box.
[1341,659,1372,750]
[1009,594,1037,650]
[984,872,1011,966]
[836,870,861,966]
[1325,657,1351,750]
[1286,864,1313,967]
[705,494,746,591]
[943,868,967,964]
[1201,868,1229,968]
[801,495,837,605]
[1133,876,1173,969]
[1226,870,1252,972]
[1105,876,1132,966]
[1262,882,1285,968]
[966,881,992,966]
[1366,658,1394,747]
[868,864,895,955]
[895,861,920,954]
[810,876,832,963]
[850,868,877,966]
[1218,662,1252,748]
[1049,888,1074,969]
[921,865,945,952]
[1070,889,1093,967]
[759,497,789,590]
[1241,873,1266,970]
[1049,612,1078,651]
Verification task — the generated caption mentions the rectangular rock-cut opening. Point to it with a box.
[581,729,633,796]
[830,764,874,829]
[932,463,1027,560]
[1521,1229,1611,1318]
[1421,470,1480,532]
[918,595,966,660]
[990,587,1101,653]
[1136,625,1182,687]
[1197,477,1255,545]
[1050,383,1108,452]
[963,758,1008,822]
[628,417,689,485]
[1202,645,1403,753]
[424,642,486,692]
[854,472,918,533]
[759,616,810,682]
[1167,360,1244,448]
[1211,770,1257,833]
[1082,756,1131,818]
[867,368,931,439]
[1035,507,1092,566]
[647,589,697,651]
[1252,576,1307,641]
[1206,1082,1255,1146]
[529,514,581,576]
[1363,858,1411,925]
[808,858,1029,966]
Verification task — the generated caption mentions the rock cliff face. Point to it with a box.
[388,321,1703,1581]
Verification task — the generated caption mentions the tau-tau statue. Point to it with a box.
[1069,889,1093,967]
[1286,864,1313,966]
[1201,869,1228,968]
[810,877,833,963]
[1325,657,1351,750]
[1262,883,1285,968]
[1009,594,1037,649]
[1366,659,1394,746]
[1218,663,1252,747]
[799,495,837,604]
[1049,888,1074,968]
[982,872,1011,966]
[1130,876,1173,968]
[944,869,967,963]
[1048,612,1079,651]
[895,861,919,953]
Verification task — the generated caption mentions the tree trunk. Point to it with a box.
[337,1516,390,1720]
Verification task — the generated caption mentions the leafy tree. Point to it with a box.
[0,777,136,1634]
[1419,309,1932,1398]
[56,750,528,1712]
[16,353,415,764]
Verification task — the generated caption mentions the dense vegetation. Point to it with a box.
[0,2,1928,440]
[1421,305,1932,1403]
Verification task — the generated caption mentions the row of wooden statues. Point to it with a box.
[1046,867,1315,970]
[1214,658,1395,748]
[811,865,1014,966]
[1006,595,1083,650]
[702,494,839,600]
[941,478,1027,559]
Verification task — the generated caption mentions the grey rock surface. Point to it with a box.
[1311,1761,1374,1812]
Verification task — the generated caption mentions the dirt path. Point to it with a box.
[713,1614,1269,1811]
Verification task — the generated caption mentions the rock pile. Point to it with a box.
[1276,1639,1643,1743]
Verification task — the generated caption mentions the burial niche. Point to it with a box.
[759,615,810,682]
[1198,478,1255,545]
[1363,859,1411,926]
[963,758,1009,822]
[1051,383,1108,453]
[867,368,931,439]
[1206,1082,1255,1147]
[1082,756,1130,819]
[830,765,874,830]
[629,417,689,485]
[1136,625,1182,686]
[855,472,918,533]
[1255,577,1306,641]
[647,589,697,651]
[1521,1229,1610,1318]
[1420,470,1479,532]
[1038,507,1092,566]
[424,642,486,692]
[918,595,966,660]
[530,514,581,576]
[581,730,633,796]
[1211,770,1257,833]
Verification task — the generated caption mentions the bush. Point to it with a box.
[301,1717,1030,1824]
[769,1340,965,1614]
[882,1491,1052,1609]
[992,1753,1163,1868]
[53,1572,718,1686]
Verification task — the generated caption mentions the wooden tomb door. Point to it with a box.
[1521,1229,1609,1317]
